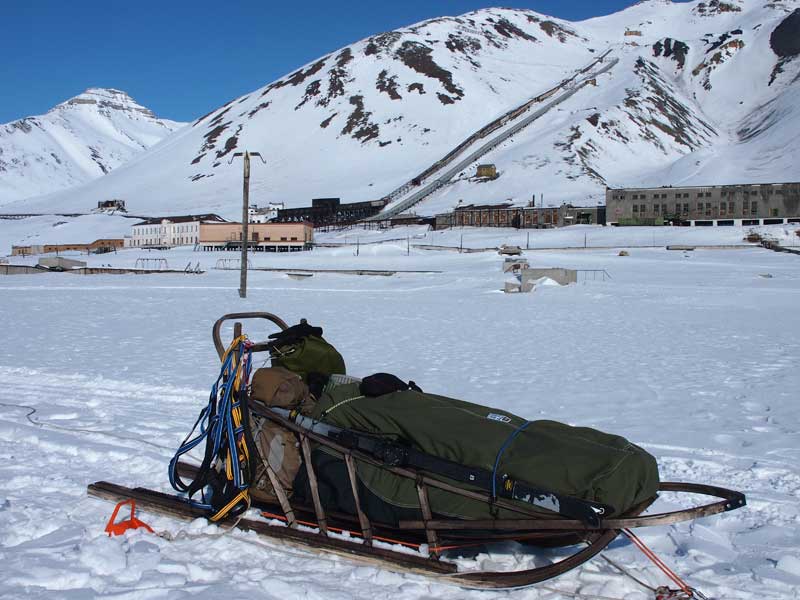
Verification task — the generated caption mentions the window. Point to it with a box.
[728,201,735,214]
[632,194,639,200]
[683,203,689,214]
[720,203,726,215]
[633,205,639,214]
[654,204,660,215]
[683,193,689,198]
[705,192,712,198]
[662,204,668,214]
[751,201,758,215]
[675,203,681,214]
[771,208,779,217]
[697,202,703,212]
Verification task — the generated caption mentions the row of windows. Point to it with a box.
[616,188,790,201]
[630,201,775,217]
[135,224,198,235]
[236,233,299,241]
[132,237,198,246]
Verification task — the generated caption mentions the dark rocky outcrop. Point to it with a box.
[652,38,690,69]
[395,41,463,101]
[340,95,380,143]
[376,70,402,100]
[770,8,800,58]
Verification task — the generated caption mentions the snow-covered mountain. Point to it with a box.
[5,0,800,217]
[0,88,184,206]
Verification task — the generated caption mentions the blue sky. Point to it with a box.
[2,1,663,124]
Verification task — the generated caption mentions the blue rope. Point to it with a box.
[491,420,531,500]
[168,343,253,502]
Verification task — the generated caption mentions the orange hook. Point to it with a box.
[104,499,154,537]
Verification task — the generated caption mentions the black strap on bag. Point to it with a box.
[326,427,611,527]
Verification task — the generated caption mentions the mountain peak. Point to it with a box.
[55,88,155,118]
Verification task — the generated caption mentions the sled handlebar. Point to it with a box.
[212,312,289,360]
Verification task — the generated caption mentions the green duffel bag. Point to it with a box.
[304,381,659,522]
[269,321,345,382]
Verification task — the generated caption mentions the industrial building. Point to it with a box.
[606,182,800,226]
[276,198,387,227]
[435,203,605,229]
[198,222,313,251]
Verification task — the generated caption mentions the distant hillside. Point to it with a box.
[0,88,184,205]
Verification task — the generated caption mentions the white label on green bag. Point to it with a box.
[487,413,511,423]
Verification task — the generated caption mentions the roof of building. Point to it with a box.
[456,203,514,210]
[607,182,799,192]
[134,214,226,226]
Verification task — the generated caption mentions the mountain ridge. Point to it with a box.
[4,1,799,218]
[0,88,184,206]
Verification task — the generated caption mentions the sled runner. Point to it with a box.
[87,311,746,590]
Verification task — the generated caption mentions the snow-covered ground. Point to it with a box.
[1,228,799,599]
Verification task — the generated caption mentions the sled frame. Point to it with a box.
[94,311,745,589]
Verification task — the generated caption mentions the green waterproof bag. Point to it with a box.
[271,335,346,381]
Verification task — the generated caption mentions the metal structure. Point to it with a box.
[369,51,618,221]
[134,258,168,270]
[214,258,253,270]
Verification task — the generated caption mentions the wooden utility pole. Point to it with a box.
[230,150,264,299]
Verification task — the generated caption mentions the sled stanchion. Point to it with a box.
[300,435,328,536]
[212,312,289,360]
[263,460,297,529]
[416,478,439,556]
[344,452,372,546]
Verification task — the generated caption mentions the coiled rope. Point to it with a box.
[168,336,256,522]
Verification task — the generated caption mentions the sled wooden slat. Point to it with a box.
[262,460,297,529]
[397,481,746,531]
[415,480,439,555]
[300,435,328,536]
[344,452,373,546]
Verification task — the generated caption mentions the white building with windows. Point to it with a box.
[125,214,227,248]
[249,203,284,224]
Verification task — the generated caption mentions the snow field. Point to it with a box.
[1,234,799,599]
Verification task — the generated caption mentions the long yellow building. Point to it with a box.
[198,222,313,251]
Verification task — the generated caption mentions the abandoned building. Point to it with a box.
[435,203,605,229]
[476,164,498,179]
[606,182,800,226]
[276,198,387,227]
[12,239,124,256]
[95,199,126,212]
